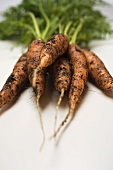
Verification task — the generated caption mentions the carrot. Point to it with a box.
[27,40,46,94]
[75,44,113,90]
[26,39,47,150]
[0,53,28,108]
[51,56,71,134]
[39,33,69,68]
[53,44,88,137]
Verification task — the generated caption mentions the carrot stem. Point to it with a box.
[38,5,50,40]
[46,18,58,39]
[27,12,41,39]
[64,21,72,36]
[20,23,36,38]
[59,23,64,34]
[70,21,84,44]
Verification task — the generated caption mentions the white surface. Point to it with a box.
[0,1,113,170]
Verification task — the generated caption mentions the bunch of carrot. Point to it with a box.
[0,0,113,150]
[0,32,113,149]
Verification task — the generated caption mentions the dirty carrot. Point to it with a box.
[53,44,88,137]
[75,44,113,90]
[51,56,71,134]
[0,53,28,108]
[26,39,47,150]
[39,33,69,68]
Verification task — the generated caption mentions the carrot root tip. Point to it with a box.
[36,96,46,151]
[53,109,73,138]
[53,88,65,135]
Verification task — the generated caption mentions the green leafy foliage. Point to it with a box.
[0,0,112,47]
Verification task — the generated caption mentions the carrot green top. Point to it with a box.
[0,0,113,48]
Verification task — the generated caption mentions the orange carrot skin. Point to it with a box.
[75,44,113,90]
[52,56,71,92]
[0,53,28,108]
[67,44,88,112]
[40,34,69,68]
[26,39,47,97]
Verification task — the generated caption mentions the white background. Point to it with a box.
[0,1,113,170]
